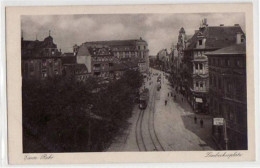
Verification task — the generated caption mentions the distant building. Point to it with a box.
[84,37,149,73]
[21,32,62,80]
[183,18,245,113]
[175,27,192,87]
[156,49,169,71]
[206,42,247,150]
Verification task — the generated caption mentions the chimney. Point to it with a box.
[236,32,242,44]
[203,18,207,26]
[220,24,224,26]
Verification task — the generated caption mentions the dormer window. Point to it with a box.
[199,40,203,45]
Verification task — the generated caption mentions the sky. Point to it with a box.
[21,13,245,55]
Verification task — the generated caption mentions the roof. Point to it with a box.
[21,36,59,58]
[84,38,148,47]
[77,44,91,56]
[205,43,246,56]
[77,44,113,57]
[62,52,74,57]
[186,26,245,50]
[61,55,76,64]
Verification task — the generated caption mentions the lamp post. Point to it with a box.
[223,119,229,150]
[86,104,93,151]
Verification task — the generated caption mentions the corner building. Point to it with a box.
[183,19,245,113]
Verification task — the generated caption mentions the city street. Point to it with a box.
[106,68,217,151]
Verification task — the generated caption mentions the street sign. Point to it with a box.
[213,118,224,125]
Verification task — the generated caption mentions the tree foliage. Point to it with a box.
[23,70,143,152]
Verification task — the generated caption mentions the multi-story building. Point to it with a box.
[84,37,149,73]
[206,42,247,150]
[21,33,62,80]
[77,45,115,80]
[183,18,245,113]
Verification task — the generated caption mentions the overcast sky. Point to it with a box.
[21,13,245,55]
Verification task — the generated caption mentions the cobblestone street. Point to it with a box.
[107,68,217,151]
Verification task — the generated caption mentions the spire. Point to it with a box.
[49,30,51,37]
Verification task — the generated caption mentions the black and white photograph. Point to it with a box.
[21,13,248,153]
[4,3,256,164]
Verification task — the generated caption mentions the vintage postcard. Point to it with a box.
[6,3,255,164]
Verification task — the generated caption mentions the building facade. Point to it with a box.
[21,34,62,80]
[183,18,245,113]
[206,43,247,150]
[77,45,115,80]
[84,37,149,73]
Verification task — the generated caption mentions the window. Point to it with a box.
[195,63,199,70]
[138,46,141,50]
[218,78,222,89]
[199,63,203,70]
[199,40,202,45]
[236,59,241,67]
[225,59,230,66]
[29,64,34,72]
[196,82,199,87]
[212,58,215,66]
[227,82,232,93]
[42,72,47,78]
[200,83,203,88]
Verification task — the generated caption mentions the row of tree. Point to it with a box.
[22,70,143,152]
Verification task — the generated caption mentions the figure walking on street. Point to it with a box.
[165,100,167,106]
[200,119,204,128]
[194,116,197,124]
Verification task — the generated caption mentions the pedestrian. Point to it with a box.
[165,100,167,106]
[194,116,197,124]
[200,119,204,128]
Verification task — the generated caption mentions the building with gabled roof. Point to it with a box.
[183,18,245,113]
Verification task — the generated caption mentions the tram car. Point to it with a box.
[139,88,149,109]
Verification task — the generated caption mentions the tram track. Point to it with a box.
[135,77,165,151]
